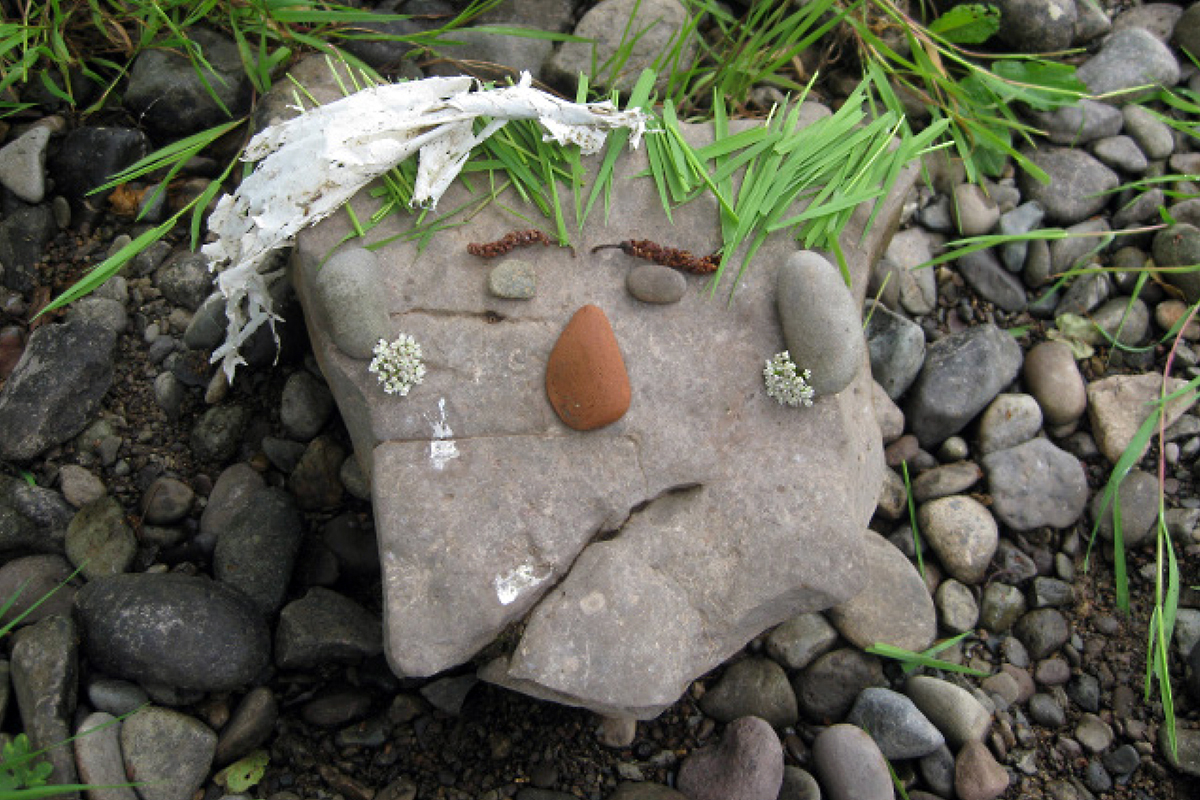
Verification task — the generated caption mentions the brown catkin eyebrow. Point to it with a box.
[591,240,721,274]
[467,230,553,258]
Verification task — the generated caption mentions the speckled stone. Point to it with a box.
[545,305,631,431]
[626,264,686,304]
[488,259,537,299]
[917,496,998,585]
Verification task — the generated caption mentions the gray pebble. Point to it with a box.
[846,687,945,759]
[983,438,1088,531]
[980,582,1026,633]
[812,724,892,800]
[281,370,334,440]
[777,251,865,397]
[1015,608,1070,660]
[626,264,686,304]
[699,658,798,729]
[978,394,1043,455]
[121,706,217,800]
[488,259,537,300]
[66,496,137,579]
[1029,692,1066,728]
[905,675,992,749]
[0,126,50,203]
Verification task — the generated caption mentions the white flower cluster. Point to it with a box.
[369,334,427,396]
[764,351,814,407]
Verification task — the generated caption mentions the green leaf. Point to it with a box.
[866,640,990,677]
[224,749,269,793]
[928,4,1000,44]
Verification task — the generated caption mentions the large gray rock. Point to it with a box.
[292,120,914,718]
[75,573,270,691]
[0,320,117,461]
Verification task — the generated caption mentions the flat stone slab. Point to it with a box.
[292,119,915,717]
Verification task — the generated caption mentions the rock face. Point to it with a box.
[291,121,914,717]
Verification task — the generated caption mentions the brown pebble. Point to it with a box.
[545,305,631,431]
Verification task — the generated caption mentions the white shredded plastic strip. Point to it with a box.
[202,72,649,382]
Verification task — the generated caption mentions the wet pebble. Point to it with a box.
[275,587,383,670]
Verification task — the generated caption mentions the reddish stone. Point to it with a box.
[545,305,630,431]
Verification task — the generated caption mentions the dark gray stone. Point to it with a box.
[156,253,213,311]
[49,127,150,202]
[1152,224,1200,303]
[699,657,798,729]
[124,28,251,137]
[275,587,383,670]
[0,204,57,292]
[0,475,73,555]
[0,320,117,461]
[281,370,335,441]
[214,686,278,766]
[958,248,1027,311]
[75,573,270,691]
[793,648,884,722]
[191,404,249,464]
[1015,608,1070,660]
[865,301,926,400]
[214,487,303,614]
[995,0,1077,52]
[905,323,1023,447]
